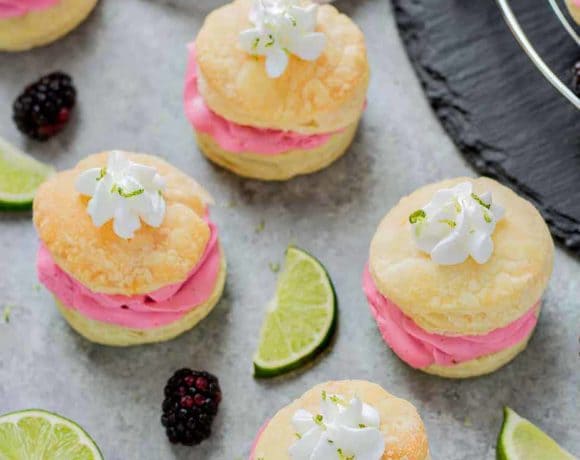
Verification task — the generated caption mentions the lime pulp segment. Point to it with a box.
[0,136,54,210]
[0,409,103,460]
[497,407,576,460]
[253,246,337,378]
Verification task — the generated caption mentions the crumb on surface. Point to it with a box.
[269,262,280,273]
[2,306,12,323]
[255,219,265,233]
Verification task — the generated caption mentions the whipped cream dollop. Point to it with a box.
[409,181,505,265]
[239,0,326,78]
[75,151,166,239]
[289,391,385,460]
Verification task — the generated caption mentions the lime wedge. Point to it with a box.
[0,409,103,459]
[497,407,576,460]
[253,246,337,378]
[0,136,54,211]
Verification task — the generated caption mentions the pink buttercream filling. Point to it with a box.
[0,0,59,18]
[37,220,221,329]
[183,45,336,155]
[363,266,539,368]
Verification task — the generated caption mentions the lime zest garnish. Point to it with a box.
[358,423,366,428]
[439,219,457,228]
[118,187,144,198]
[471,192,491,209]
[265,34,275,47]
[110,184,145,198]
[409,209,426,224]
[96,167,107,181]
[252,37,260,50]
[337,448,355,460]
[313,414,325,429]
[295,432,302,439]
[483,212,493,223]
[329,395,347,406]
[321,390,327,400]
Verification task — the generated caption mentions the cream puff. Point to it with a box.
[363,177,554,379]
[250,380,430,460]
[33,150,226,346]
[0,0,97,52]
[184,0,369,181]
[565,0,580,24]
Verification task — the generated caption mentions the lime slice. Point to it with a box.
[0,409,103,459]
[253,246,337,378]
[497,407,576,460]
[0,136,54,211]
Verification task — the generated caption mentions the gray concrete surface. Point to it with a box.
[0,1,578,459]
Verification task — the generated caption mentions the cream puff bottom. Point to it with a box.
[195,121,359,181]
[54,255,226,347]
[422,330,534,379]
[566,0,580,24]
[0,0,97,52]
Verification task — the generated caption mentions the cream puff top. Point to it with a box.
[369,177,554,335]
[195,0,369,134]
[252,380,430,460]
[33,152,213,295]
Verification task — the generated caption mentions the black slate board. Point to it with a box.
[392,0,580,254]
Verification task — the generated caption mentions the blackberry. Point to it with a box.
[573,61,580,96]
[12,72,76,141]
[161,369,222,446]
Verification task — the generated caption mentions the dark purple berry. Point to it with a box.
[12,72,76,141]
[193,394,205,407]
[181,396,194,409]
[195,377,209,391]
[161,369,222,446]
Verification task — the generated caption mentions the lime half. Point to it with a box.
[253,246,337,378]
[0,409,103,459]
[0,136,54,211]
[497,407,576,460]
